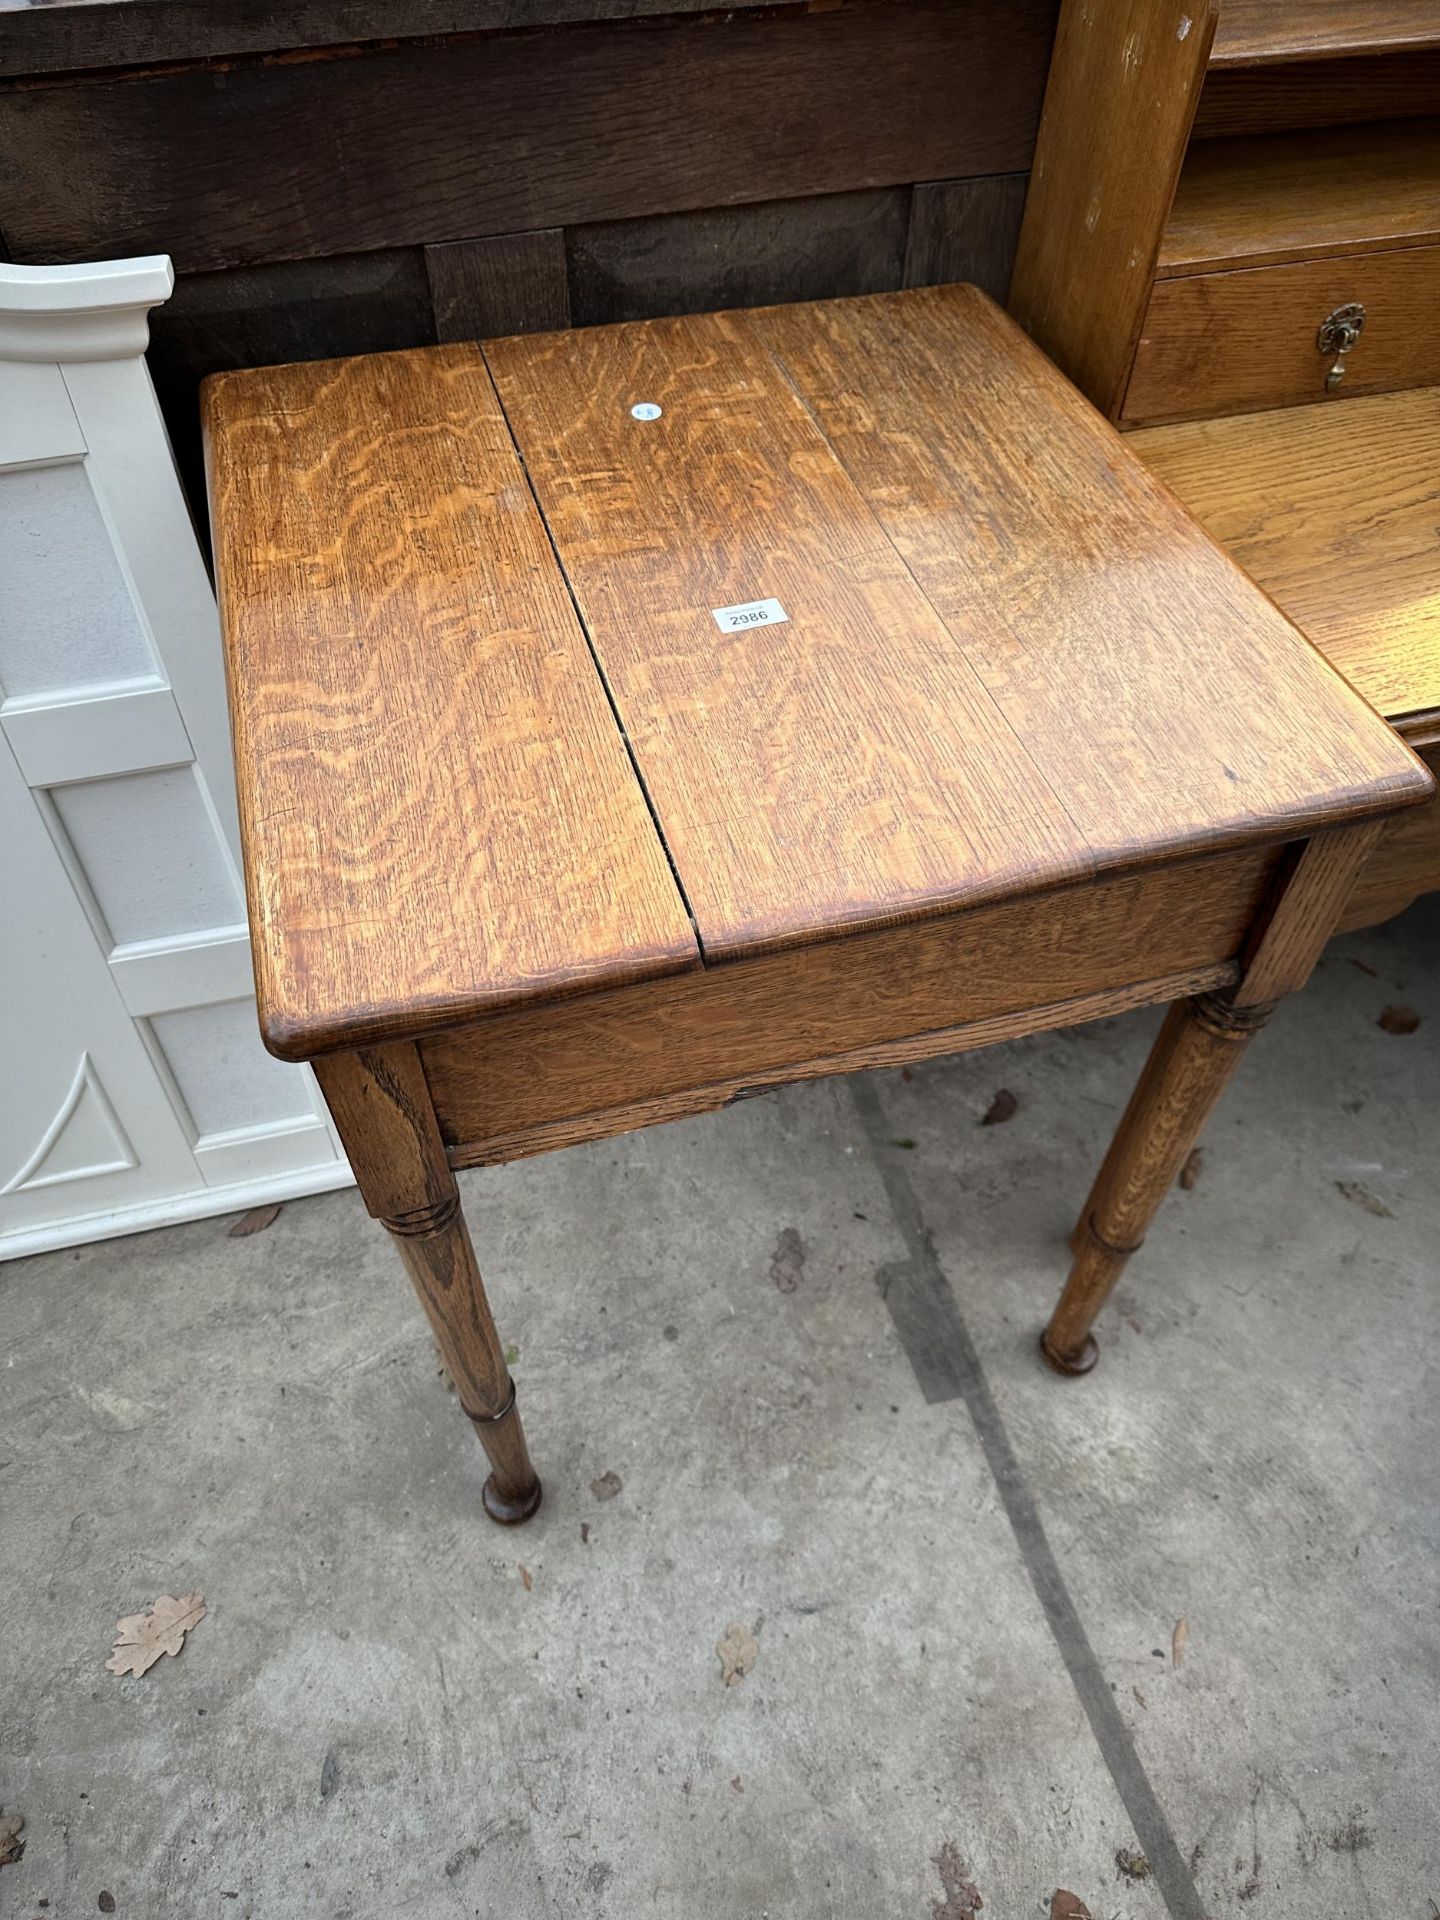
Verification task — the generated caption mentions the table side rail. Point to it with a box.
[421,846,1281,1167]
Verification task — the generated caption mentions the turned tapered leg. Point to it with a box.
[1043,992,1271,1372]
[1044,822,1384,1375]
[314,1042,542,1524]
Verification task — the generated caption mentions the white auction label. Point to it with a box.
[711,597,789,633]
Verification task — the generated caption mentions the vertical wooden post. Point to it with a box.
[314,1042,542,1524]
[1042,823,1384,1373]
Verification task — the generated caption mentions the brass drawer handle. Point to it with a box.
[1317,302,1365,391]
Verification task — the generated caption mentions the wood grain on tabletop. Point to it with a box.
[484,304,1093,962]
[422,847,1275,1163]
[1123,243,1440,421]
[1160,119,1440,275]
[1131,386,1440,723]
[202,344,697,1061]
[1007,0,1216,418]
[1209,0,1440,67]
[747,287,1430,856]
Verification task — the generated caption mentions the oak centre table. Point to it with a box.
[204,285,1431,1523]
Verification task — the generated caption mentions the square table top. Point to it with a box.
[203,284,1430,1060]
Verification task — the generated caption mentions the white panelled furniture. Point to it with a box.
[1,257,351,1258]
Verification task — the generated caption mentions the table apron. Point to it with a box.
[420,846,1281,1168]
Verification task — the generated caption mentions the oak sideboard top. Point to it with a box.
[203,284,1430,1060]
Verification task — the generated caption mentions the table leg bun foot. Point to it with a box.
[1039,1327,1100,1376]
[482,1470,544,1525]
[468,1381,543,1524]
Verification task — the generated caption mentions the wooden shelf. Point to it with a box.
[1211,0,1440,69]
[1130,387,1440,728]
[1159,118,1440,275]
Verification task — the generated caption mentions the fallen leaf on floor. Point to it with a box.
[1172,1617,1189,1667]
[731,1776,744,1791]
[1378,1003,1420,1035]
[1178,1147,1204,1191]
[106,1592,206,1678]
[716,1622,758,1687]
[1049,1893,1092,1920]
[227,1203,281,1238]
[1126,1317,1143,1335]
[590,1471,623,1502]
[518,1563,532,1592]
[98,1893,116,1912]
[769,1226,806,1294]
[1132,1685,1147,1709]
[931,1841,983,1917]
[504,1344,520,1367]
[1336,1180,1394,1219]
[1115,1847,1151,1881]
[0,1812,23,1867]
[980,1088,1017,1127]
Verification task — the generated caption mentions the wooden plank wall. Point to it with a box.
[0,0,1055,519]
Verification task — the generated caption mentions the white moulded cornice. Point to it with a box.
[0,256,174,362]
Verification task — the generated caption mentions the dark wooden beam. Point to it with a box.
[426,230,570,341]
[566,188,910,328]
[0,0,1056,272]
[905,173,1029,305]
[0,0,799,80]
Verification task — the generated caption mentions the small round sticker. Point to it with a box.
[630,402,663,421]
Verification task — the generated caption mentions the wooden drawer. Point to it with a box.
[421,849,1279,1166]
[1122,244,1440,425]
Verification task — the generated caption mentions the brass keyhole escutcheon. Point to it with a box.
[1317,302,1365,391]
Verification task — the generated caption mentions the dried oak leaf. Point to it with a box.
[1115,1847,1151,1881]
[227,1203,280,1238]
[106,1592,205,1678]
[0,1811,24,1867]
[716,1622,758,1687]
[1378,1003,1421,1035]
[1336,1181,1394,1219]
[1049,1894,1092,1920]
[980,1089,1018,1127]
[769,1227,805,1294]
[590,1471,623,1502]
[932,1842,983,1917]
[1178,1147,1204,1191]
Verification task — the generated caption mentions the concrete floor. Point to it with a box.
[2,897,1436,1919]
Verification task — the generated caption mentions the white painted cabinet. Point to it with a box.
[1,258,350,1258]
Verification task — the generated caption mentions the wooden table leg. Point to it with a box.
[1042,822,1384,1375]
[314,1042,542,1524]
